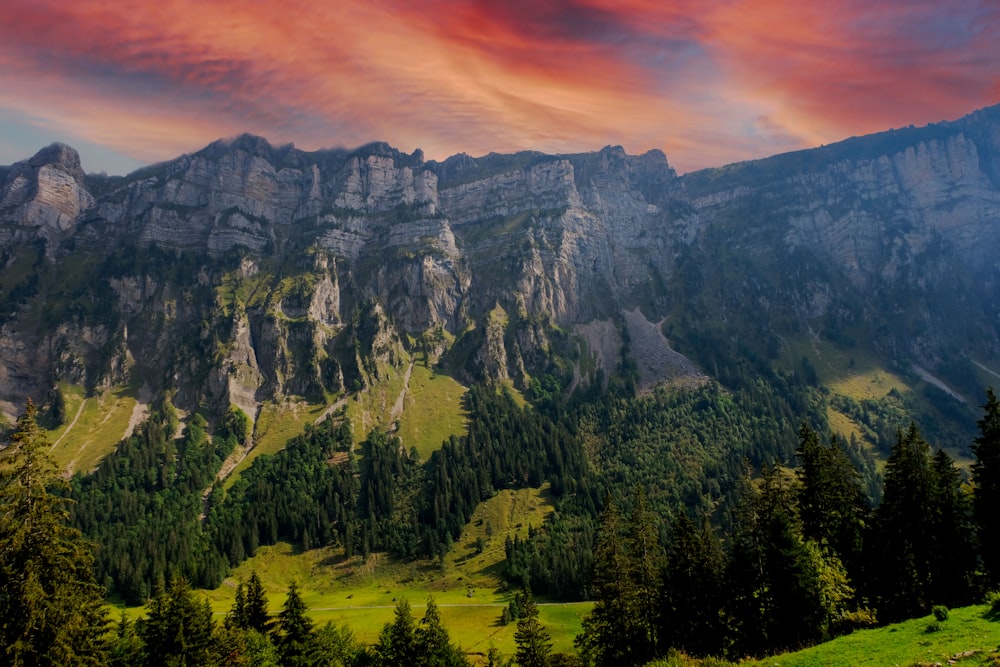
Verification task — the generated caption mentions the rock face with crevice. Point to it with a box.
[1,105,999,421]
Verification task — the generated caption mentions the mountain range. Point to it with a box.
[2,104,1000,455]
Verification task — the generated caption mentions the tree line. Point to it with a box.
[573,388,1000,664]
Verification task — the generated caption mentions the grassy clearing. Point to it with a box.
[224,399,328,488]
[345,360,412,444]
[193,486,572,659]
[745,604,1000,666]
[397,364,468,460]
[46,383,138,475]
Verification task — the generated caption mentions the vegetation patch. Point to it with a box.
[396,364,468,460]
[46,383,138,474]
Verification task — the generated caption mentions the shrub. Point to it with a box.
[924,621,942,633]
[932,605,949,622]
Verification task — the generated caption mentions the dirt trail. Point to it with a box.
[388,359,415,424]
[973,360,1000,382]
[50,398,86,452]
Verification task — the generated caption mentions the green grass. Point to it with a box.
[396,364,468,460]
[45,383,139,475]
[185,485,572,659]
[745,604,1000,667]
[345,359,412,444]
[224,399,328,488]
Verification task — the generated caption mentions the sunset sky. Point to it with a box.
[1,0,997,175]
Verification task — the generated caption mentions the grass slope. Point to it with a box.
[45,383,138,475]
[191,486,584,661]
[745,604,1000,667]
[396,364,468,461]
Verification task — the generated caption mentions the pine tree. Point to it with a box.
[375,598,418,666]
[660,512,726,657]
[275,582,315,667]
[415,596,469,666]
[0,399,109,666]
[869,424,935,622]
[139,576,215,667]
[229,570,270,633]
[973,387,1000,585]
[927,449,977,608]
[514,589,551,667]
[795,424,867,576]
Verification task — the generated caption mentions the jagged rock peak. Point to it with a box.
[27,142,87,182]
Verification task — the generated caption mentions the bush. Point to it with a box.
[932,605,949,622]
[924,621,942,633]
[985,590,1000,613]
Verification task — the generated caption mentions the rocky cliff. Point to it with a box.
[1,105,999,425]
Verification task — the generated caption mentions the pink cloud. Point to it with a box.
[0,0,996,173]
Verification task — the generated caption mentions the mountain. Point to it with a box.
[1,106,999,449]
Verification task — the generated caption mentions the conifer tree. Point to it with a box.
[275,582,315,667]
[973,387,1000,585]
[870,424,935,622]
[140,576,215,667]
[0,399,109,666]
[415,596,469,666]
[795,424,867,576]
[375,598,418,666]
[660,512,726,657]
[514,589,551,667]
[927,448,977,608]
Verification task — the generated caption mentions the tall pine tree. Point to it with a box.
[973,387,1000,586]
[0,399,108,666]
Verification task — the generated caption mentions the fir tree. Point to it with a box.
[870,424,935,622]
[0,399,109,666]
[139,576,215,667]
[275,582,315,667]
[514,589,551,667]
[375,598,418,666]
[973,387,1000,585]
[415,596,469,666]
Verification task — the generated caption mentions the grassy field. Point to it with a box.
[45,383,139,475]
[746,604,1000,667]
[224,399,328,488]
[396,363,469,460]
[183,485,583,661]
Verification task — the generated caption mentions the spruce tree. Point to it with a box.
[660,512,726,657]
[973,387,1000,585]
[870,424,935,621]
[275,582,315,667]
[415,596,469,666]
[514,589,551,667]
[927,448,977,608]
[375,598,418,666]
[0,399,109,666]
[140,576,215,667]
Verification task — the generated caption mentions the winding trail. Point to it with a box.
[388,359,415,424]
[50,398,86,452]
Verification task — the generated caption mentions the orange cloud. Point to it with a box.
[0,0,996,174]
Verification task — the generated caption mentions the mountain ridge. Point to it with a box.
[0,104,998,448]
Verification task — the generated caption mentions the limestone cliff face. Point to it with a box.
[0,144,94,244]
[1,105,999,419]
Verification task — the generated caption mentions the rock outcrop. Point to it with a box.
[1,104,999,420]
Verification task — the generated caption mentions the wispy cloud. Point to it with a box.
[0,0,996,174]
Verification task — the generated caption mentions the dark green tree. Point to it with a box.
[514,589,551,667]
[795,423,867,576]
[275,582,315,667]
[927,448,977,608]
[229,570,270,633]
[139,576,215,667]
[869,424,935,622]
[726,465,849,655]
[0,399,109,666]
[973,387,1000,585]
[660,512,726,657]
[375,598,418,666]
[415,596,469,666]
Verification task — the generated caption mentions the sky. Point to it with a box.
[0,0,997,176]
